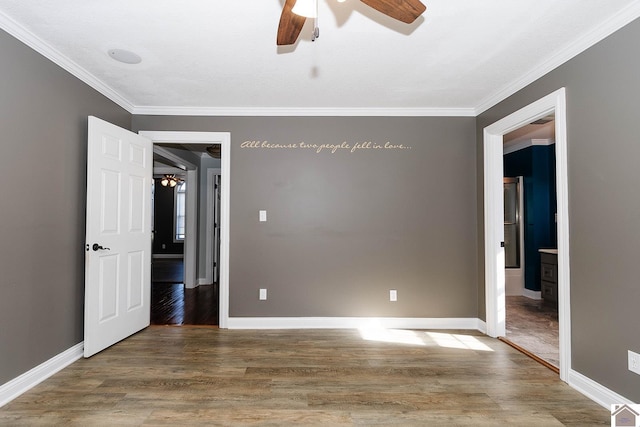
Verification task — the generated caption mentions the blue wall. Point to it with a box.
[504,145,557,291]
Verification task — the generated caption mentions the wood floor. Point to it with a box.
[506,296,559,368]
[151,283,218,326]
[0,327,608,426]
[151,258,218,326]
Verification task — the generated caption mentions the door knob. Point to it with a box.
[92,243,111,251]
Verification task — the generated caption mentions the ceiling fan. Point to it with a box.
[277,0,427,46]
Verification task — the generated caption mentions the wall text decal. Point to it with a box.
[241,140,412,154]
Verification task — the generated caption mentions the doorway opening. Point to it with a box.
[141,131,231,329]
[502,116,559,372]
[483,88,571,382]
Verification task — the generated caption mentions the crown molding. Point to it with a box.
[475,1,640,115]
[131,105,476,117]
[3,2,640,119]
[0,11,135,113]
[503,138,555,155]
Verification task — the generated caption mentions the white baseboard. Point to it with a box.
[476,319,487,334]
[523,289,542,300]
[2,334,634,413]
[0,342,83,408]
[226,317,484,330]
[569,369,636,409]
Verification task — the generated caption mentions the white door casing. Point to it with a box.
[483,88,571,382]
[140,131,231,329]
[84,116,152,357]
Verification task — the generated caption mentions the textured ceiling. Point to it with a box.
[1,0,639,115]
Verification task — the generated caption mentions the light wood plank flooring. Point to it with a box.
[0,327,607,426]
[506,296,559,368]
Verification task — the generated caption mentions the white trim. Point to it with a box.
[0,11,134,113]
[522,289,542,300]
[483,88,571,383]
[569,369,637,409]
[0,343,83,408]
[197,278,211,286]
[522,288,542,300]
[483,127,506,338]
[140,131,231,328]
[475,2,640,115]
[131,106,476,117]
[3,1,640,117]
[476,320,487,334]
[183,169,198,288]
[503,138,555,155]
[226,317,484,330]
[205,168,221,285]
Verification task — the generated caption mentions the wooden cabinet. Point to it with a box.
[540,251,558,305]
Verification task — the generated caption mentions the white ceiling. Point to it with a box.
[1,0,639,116]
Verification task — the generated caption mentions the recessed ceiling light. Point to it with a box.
[108,49,142,64]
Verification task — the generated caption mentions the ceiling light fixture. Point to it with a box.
[292,0,320,41]
[278,0,425,46]
[291,0,317,18]
[160,174,182,188]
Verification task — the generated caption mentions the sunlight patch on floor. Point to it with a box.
[425,332,493,352]
[358,324,426,346]
[358,323,493,351]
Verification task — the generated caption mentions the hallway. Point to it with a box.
[151,259,218,326]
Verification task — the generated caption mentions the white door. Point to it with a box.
[84,116,152,357]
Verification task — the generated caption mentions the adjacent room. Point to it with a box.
[1,0,639,424]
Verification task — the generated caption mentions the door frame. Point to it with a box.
[152,146,198,288]
[483,88,571,382]
[206,168,222,284]
[141,131,231,328]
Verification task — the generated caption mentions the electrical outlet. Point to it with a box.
[389,290,397,302]
[629,350,640,375]
[259,288,267,300]
[259,210,267,222]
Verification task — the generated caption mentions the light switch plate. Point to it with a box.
[259,210,267,222]
[629,350,640,375]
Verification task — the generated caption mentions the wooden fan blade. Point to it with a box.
[277,0,307,46]
[359,0,426,24]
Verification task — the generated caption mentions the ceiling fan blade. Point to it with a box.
[277,0,307,46]
[359,0,426,24]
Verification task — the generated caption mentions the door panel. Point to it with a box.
[84,116,152,358]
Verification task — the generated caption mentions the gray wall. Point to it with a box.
[476,18,640,401]
[133,116,478,318]
[0,30,131,383]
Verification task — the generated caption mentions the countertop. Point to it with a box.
[539,248,558,255]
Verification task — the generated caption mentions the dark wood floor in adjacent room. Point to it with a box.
[151,258,218,326]
[0,327,608,425]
